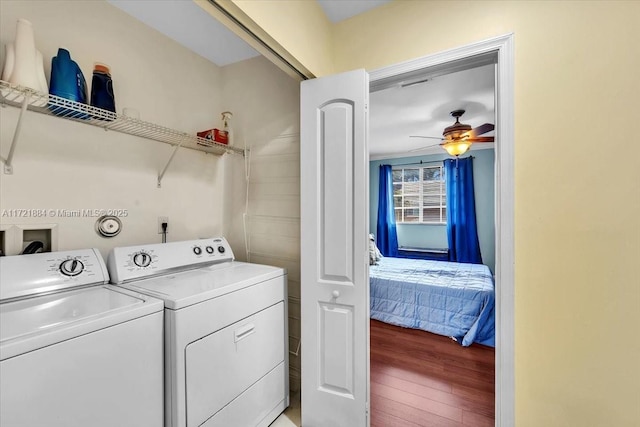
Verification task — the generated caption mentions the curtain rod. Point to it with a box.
[389,156,474,167]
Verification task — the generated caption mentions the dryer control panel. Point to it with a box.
[107,237,235,284]
[0,249,109,302]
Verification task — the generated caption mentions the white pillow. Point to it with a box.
[369,234,383,265]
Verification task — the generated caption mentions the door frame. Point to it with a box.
[368,33,515,426]
[197,4,515,418]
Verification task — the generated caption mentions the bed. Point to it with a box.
[369,257,495,347]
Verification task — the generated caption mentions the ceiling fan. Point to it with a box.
[410,109,494,156]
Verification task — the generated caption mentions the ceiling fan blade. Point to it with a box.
[407,141,443,152]
[467,136,494,143]
[471,123,495,136]
[409,135,443,140]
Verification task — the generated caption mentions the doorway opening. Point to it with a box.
[367,35,514,426]
[369,62,497,427]
[368,57,497,426]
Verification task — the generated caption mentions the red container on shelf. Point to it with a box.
[197,128,228,145]
[213,129,228,144]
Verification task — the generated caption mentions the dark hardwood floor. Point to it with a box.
[370,320,495,427]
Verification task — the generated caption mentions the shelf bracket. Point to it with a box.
[157,137,187,188]
[2,93,31,174]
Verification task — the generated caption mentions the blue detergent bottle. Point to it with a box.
[90,63,115,119]
[49,48,87,117]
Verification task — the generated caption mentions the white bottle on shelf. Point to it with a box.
[2,19,48,106]
[222,111,233,146]
[1,43,15,81]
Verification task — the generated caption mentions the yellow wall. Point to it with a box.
[234,1,640,426]
[231,0,334,77]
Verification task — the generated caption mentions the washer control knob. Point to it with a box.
[205,246,215,254]
[217,246,226,254]
[133,252,152,268]
[193,246,202,255]
[60,259,84,277]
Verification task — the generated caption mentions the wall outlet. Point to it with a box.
[158,216,169,234]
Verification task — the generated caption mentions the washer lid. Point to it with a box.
[0,285,163,360]
[122,261,286,310]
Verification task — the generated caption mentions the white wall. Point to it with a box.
[0,0,302,393]
[0,0,226,257]
[220,56,301,391]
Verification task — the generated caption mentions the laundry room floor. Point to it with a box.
[271,390,301,426]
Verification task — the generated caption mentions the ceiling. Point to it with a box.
[108,0,391,67]
[107,0,260,66]
[317,0,392,23]
[108,1,495,160]
[369,64,496,160]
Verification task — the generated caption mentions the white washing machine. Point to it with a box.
[107,237,289,427]
[0,248,164,427]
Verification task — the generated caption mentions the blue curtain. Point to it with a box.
[444,157,482,264]
[376,164,398,257]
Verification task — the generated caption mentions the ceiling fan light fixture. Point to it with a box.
[443,109,472,139]
[442,140,471,157]
[443,124,472,140]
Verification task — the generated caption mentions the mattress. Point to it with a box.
[369,257,495,346]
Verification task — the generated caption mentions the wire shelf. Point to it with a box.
[0,80,244,156]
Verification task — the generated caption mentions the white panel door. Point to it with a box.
[300,69,369,426]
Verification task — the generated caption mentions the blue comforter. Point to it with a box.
[370,257,495,347]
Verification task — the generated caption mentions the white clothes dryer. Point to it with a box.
[0,249,164,427]
[107,237,289,427]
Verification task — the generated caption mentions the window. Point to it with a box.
[393,165,446,223]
